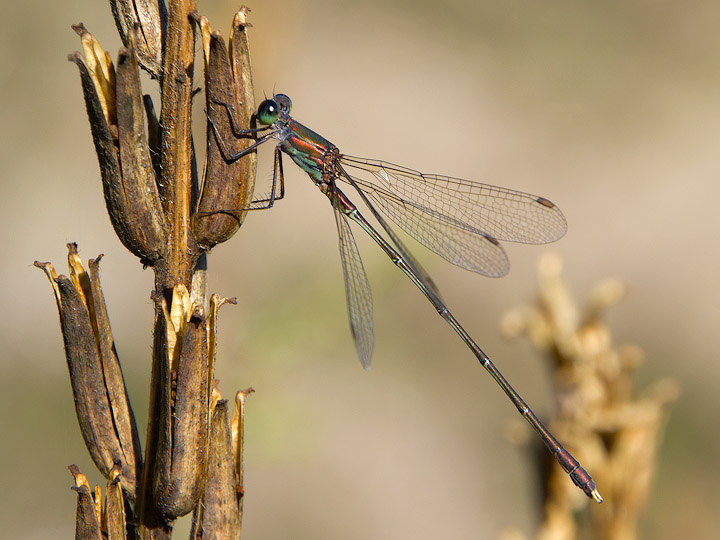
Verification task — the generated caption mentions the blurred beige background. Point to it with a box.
[3,0,718,538]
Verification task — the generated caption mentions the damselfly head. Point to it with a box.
[257,94,292,125]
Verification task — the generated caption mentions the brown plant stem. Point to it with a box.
[139,0,200,535]
[156,0,199,289]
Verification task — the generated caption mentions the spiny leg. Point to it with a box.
[208,97,273,138]
[207,110,276,162]
[195,145,286,221]
[246,146,286,210]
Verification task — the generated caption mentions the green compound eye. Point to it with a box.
[257,99,280,125]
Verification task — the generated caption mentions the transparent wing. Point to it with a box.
[336,174,445,302]
[338,158,515,277]
[340,155,567,248]
[332,192,374,369]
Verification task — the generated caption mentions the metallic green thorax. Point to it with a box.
[277,118,336,185]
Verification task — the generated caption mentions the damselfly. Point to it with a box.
[208,94,602,502]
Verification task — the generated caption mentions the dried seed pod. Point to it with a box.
[149,285,210,518]
[69,465,103,540]
[108,0,166,78]
[35,244,142,504]
[69,25,167,265]
[142,94,163,187]
[144,290,239,520]
[69,464,128,540]
[231,387,254,532]
[105,464,128,540]
[190,400,240,538]
[115,45,167,259]
[192,9,257,249]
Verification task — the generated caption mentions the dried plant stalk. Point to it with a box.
[37,2,258,538]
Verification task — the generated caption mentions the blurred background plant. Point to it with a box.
[501,253,678,540]
[4,0,718,538]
